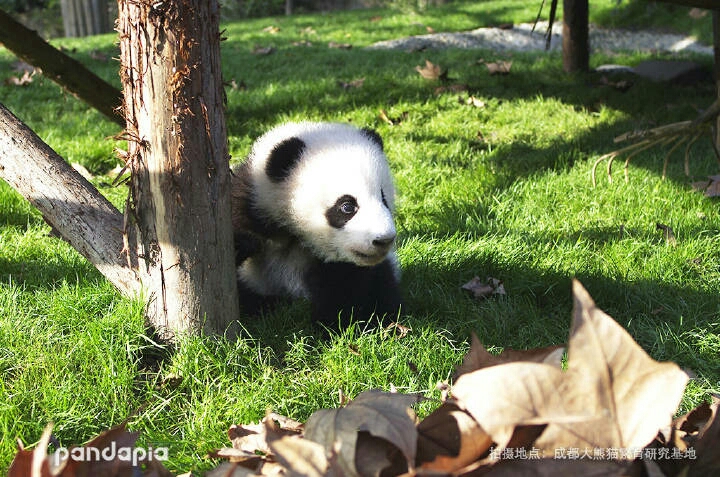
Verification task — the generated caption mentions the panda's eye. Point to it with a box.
[340,201,358,215]
[326,194,358,228]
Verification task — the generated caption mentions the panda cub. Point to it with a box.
[231,122,401,327]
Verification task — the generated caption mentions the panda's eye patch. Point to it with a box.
[340,200,358,215]
[326,195,358,229]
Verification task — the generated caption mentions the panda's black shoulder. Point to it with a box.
[230,160,297,264]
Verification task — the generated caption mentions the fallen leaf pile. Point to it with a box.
[10,281,719,476]
[8,422,171,477]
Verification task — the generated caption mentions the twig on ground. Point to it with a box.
[592,99,720,186]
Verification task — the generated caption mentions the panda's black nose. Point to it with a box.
[372,235,396,248]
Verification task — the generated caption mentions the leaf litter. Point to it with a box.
[11,280,719,476]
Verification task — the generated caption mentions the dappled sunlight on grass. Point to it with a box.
[0,1,717,473]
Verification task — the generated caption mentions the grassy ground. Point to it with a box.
[1,1,718,473]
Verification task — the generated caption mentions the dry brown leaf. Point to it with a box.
[486,61,512,75]
[228,422,273,456]
[8,423,53,477]
[415,60,447,81]
[454,332,564,379]
[328,41,352,49]
[5,70,34,86]
[464,96,486,108]
[452,360,581,455]
[267,426,340,477]
[682,396,720,475]
[304,390,420,476]
[416,402,492,472]
[227,413,303,457]
[384,321,411,338]
[230,79,247,91]
[650,397,720,476]
[534,280,689,452]
[378,110,407,126]
[207,447,263,467]
[452,280,688,462]
[692,175,720,197]
[461,276,506,299]
[262,25,280,34]
[9,422,168,477]
[338,78,365,90]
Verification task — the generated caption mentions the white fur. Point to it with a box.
[247,122,397,268]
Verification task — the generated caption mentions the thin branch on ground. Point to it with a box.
[592,99,720,186]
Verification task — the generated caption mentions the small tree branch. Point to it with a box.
[0,102,140,295]
[0,9,123,126]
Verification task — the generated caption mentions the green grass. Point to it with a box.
[1,1,718,473]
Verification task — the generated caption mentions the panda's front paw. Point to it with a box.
[234,232,262,265]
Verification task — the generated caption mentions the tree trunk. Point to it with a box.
[0,9,122,126]
[562,0,589,73]
[713,10,719,150]
[0,103,140,295]
[60,0,112,37]
[117,0,239,339]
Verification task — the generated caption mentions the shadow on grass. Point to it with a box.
[1,38,717,377]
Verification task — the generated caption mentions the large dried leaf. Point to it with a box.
[304,390,419,476]
[268,434,338,477]
[416,402,492,472]
[9,422,167,477]
[452,280,688,460]
[454,332,564,379]
[452,361,586,453]
[534,280,688,452]
[8,424,53,477]
[652,396,720,476]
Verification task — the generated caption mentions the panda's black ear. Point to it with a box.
[265,137,305,182]
[361,128,384,151]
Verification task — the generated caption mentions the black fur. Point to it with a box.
[265,137,305,182]
[361,128,384,151]
[232,161,293,263]
[304,258,401,327]
[325,195,358,229]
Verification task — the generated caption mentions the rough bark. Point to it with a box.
[0,9,123,126]
[714,10,719,150]
[0,103,140,296]
[562,0,589,73]
[59,0,112,37]
[117,0,239,339]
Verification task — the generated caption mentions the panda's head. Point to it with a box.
[248,122,397,267]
